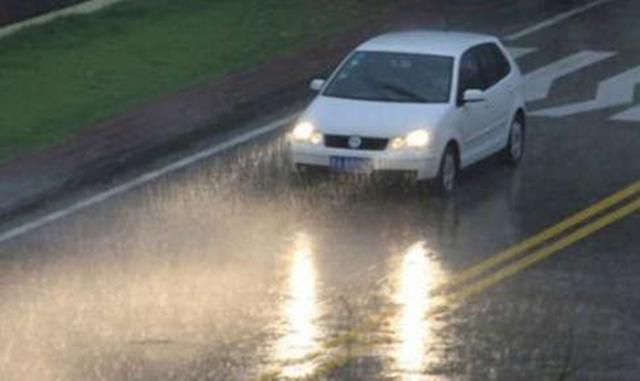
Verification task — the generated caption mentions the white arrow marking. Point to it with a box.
[504,0,615,41]
[532,65,640,117]
[524,51,616,103]
[507,47,538,60]
[612,105,640,122]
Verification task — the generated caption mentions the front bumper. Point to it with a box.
[290,144,440,180]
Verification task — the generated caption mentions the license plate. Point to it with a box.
[329,156,372,173]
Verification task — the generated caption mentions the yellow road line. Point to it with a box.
[446,197,640,304]
[442,180,640,290]
[295,192,640,369]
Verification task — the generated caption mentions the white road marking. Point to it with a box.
[612,105,640,122]
[507,47,538,60]
[0,0,619,244]
[524,51,616,103]
[0,0,126,40]
[504,0,616,41]
[0,115,298,244]
[531,66,640,117]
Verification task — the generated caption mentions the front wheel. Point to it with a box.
[429,146,458,197]
[501,119,525,165]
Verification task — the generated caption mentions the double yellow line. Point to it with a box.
[436,179,640,306]
[268,180,640,379]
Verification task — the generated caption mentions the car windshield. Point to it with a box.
[323,51,454,103]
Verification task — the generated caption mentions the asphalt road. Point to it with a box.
[1,1,640,380]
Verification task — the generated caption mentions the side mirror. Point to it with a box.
[462,89,485,104]
[309,78,326,92]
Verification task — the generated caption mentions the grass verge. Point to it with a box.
[0,0,389,163]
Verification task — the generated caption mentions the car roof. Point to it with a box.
[356,30,497,57]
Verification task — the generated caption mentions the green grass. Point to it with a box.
[0,0,387,163]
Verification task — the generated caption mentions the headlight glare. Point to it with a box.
[406,129,430,147]
[291,121,315,141]
[291,121,323,145]
[390,137,405,150]
[310,132,323,145]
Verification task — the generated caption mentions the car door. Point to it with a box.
[457,47,492,166]
[475,43,514,155]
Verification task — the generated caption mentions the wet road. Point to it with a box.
[1,1,640,380]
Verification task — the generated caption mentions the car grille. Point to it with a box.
[324,135,389,151]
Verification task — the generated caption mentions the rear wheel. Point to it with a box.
[430,145,458,197]
[501,118,525,165]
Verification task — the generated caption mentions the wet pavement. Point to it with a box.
[1,1,640,380]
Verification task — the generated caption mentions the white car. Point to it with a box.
[289,31,526,196]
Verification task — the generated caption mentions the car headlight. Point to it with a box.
[406,129,430,147]
[291,121,323,145]
[390,137,406,150]
[391,129,430,150]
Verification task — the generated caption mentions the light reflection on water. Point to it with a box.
[392,241,446,380]
[274,232,322,379]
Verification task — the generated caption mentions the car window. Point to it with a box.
[323,51,454,104]
[491,44,512,80]
[458,49,486,97]
[476,43,512,89]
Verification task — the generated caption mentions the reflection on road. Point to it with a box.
[274,232,322,378]
[392,241,445,380]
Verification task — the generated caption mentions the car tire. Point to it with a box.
[429,145,458,197]
[501,118,525,166]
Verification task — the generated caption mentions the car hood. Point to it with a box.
[301,96,451,137]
